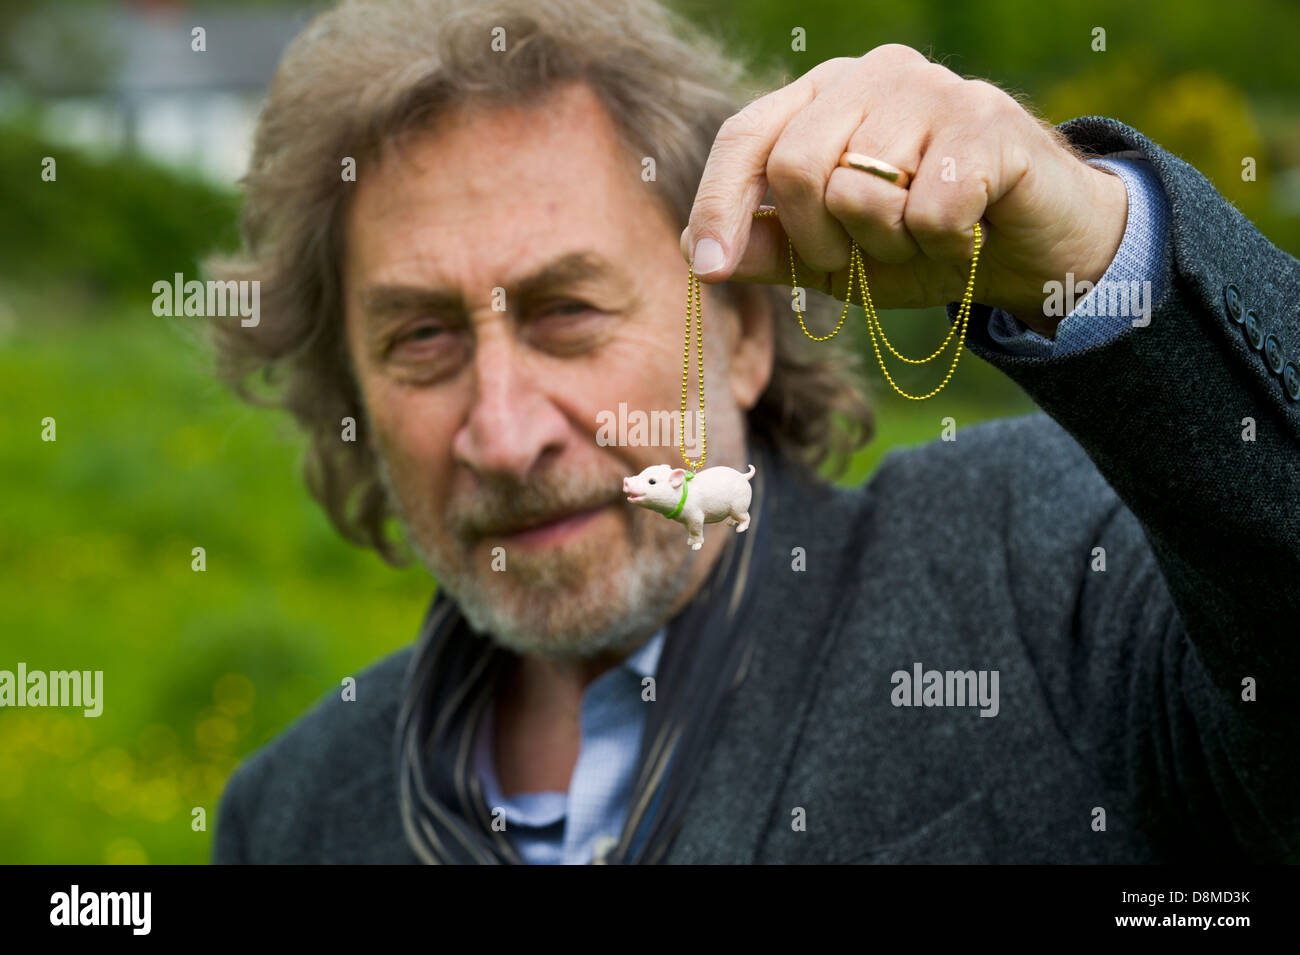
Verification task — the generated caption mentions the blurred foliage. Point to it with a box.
[685,0,1298,98]
[0,314,435,863]
[1,118,241,309]
[1044,64,1300,251]
[1,0,1297,864]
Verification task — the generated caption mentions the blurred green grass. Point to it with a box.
[0,311,435,863]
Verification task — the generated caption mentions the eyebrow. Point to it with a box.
[358,250,633,323]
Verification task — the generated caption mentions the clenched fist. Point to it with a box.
[680,44,1129,337]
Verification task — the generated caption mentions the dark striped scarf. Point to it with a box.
[394,438,779,864]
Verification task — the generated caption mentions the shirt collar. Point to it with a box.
[623,626,665,680]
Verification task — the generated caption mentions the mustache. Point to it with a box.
[447,471,628,540]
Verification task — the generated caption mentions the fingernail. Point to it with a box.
[691,237,725,276]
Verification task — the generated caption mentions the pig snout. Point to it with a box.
[623,475,649,501]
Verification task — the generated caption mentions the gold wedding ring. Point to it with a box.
[839,151,911,189]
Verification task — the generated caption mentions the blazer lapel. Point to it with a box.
[662,455,857,863]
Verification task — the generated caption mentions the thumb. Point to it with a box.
[679,223,736,282]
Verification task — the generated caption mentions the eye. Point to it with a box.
[649,478,656,485]
[387,321,450,359]
[542,300,594,316]
[524,299,612,356]
[398,322,443,343]
[383,319,464,382]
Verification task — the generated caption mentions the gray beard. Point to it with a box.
[375,454,693,661]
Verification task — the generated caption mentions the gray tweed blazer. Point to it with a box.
[212,116,1300,864]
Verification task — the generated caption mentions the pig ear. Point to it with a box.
[669,468,686,488]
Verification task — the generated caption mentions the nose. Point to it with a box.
[622,478,630,493]
[451,320,568,483]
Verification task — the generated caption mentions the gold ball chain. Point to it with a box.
[681,244,708,471]
[681,212,983,470]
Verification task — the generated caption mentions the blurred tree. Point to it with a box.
[1,121,240,307]
[1043,63,1298,252]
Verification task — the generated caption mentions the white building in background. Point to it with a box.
[6,1,315,186]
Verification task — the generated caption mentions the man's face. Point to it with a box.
[341,83,771,659]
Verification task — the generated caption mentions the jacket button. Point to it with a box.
[1285,362,1300,401]
[1224,284,1244,323]
[1243,310,1264,350]
[1264,334,1284,374]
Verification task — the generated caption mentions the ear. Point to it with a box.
[669,468,686,488]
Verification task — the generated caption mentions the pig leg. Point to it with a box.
[684,512,705,550]
[729,505,750,533]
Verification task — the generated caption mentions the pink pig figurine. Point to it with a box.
[622,463,755,551]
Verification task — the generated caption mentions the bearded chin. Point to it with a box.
[378,460,692,660]
[450,519,691,660]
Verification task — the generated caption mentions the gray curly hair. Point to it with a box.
[204,0,874,566]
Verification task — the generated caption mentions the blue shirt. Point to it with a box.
[987,155,1172,355]
[472,627,665,864]
[474,154,1173,864]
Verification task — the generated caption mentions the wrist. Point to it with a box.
[1075,165,1129,289]
[989,163,1129,336]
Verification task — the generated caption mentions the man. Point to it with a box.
[210,0,1299,864]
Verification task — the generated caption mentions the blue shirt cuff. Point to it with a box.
[982,155,1172,357]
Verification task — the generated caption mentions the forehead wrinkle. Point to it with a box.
[349,90,671,329]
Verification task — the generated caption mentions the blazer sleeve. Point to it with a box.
[953,115,1300,860]
[211,764,254,864]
